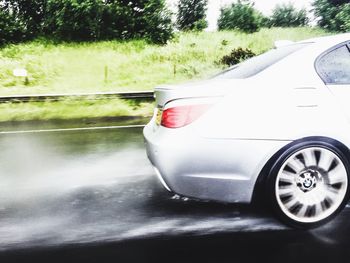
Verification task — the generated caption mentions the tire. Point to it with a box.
[267,139,350,229]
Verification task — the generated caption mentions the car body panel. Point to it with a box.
[144,33,350,204]
[328,84,350,123]
[144,123,289,202]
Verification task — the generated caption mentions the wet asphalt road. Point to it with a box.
[0,126,350,262]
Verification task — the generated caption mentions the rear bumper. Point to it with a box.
[144,121,290,203]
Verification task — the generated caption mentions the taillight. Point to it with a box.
[161,104,211,128]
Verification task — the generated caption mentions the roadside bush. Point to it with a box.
[217,0,264,33]
[270,3,309,27]
[177,0,208,31]
[219,47,256,66]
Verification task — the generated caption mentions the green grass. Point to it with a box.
[0,99,154,122]
[0,27,330,122]
[0,27,329,96]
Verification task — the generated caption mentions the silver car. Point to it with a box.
[144,33,350,228]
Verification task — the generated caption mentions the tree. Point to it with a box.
[44,0,103,41]
[333,3,350,32]
[313,0,350,31]
[142,0,174,44]
[217,0,263,33]
[2,0,46,38]
[177,0,208,31]
[0,0,174,45]
[270,3,309,27]
[0,5,27,45]
[100,0,174,44]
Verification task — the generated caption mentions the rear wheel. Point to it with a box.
[268,140,350,228]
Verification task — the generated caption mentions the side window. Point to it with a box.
[317,44,350,84]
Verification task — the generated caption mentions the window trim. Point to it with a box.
[315,40,350,85]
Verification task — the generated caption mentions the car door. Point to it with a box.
[316,42,350,121]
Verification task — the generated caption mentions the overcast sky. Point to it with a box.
[167,0,314,30]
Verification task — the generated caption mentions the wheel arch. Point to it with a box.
[251,136,350,206]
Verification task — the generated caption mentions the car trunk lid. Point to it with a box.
[154,79,245,108]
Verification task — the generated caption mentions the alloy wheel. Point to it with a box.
[275,146,348,223]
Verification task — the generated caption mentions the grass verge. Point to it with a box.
[0,99,154,122]
[0,27,328,95]
[0,27,330,122]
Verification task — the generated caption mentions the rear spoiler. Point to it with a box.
[274,40,295,48]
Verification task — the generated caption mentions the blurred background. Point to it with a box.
[0,0,348,124]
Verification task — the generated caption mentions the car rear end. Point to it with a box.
[144,80,229,193]
[144,40,317,203]
[143,80,281,203]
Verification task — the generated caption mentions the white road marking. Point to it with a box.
[0,124,146,134]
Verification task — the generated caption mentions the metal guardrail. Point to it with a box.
[0,91,155,103]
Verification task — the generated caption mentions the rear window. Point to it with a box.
[316,44,350,84]
[215,43,310,79]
